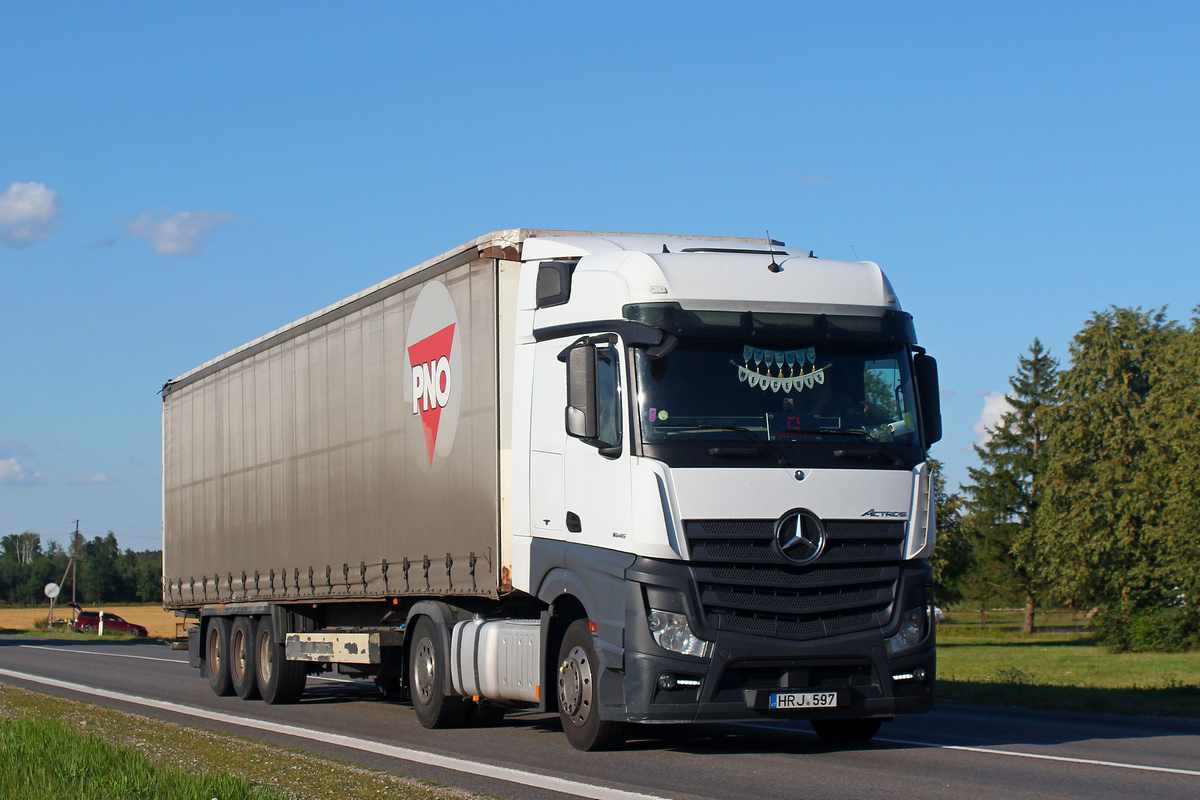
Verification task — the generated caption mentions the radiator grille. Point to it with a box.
[684,519,903,641]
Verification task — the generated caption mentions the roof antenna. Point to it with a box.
[766,230,782,272]
[851,245,861,261]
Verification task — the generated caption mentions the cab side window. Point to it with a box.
[595,345,621,449]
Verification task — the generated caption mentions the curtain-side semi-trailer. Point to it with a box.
[163,229,942,751]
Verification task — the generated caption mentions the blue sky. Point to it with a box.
[3,3,1198,551]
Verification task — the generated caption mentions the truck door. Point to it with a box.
[563,336,632,547]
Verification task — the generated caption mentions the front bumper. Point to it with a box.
[620,634,934,723]
[598,558,935,724]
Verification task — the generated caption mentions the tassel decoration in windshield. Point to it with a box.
[736,345,827,393]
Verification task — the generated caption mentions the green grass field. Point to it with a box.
[935,610,1200,717]
[0,685,490,800]
[1,715,285,800]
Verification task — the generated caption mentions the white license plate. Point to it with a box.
[769,691,839,709]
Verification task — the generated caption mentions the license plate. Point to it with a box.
[769,691,838,709]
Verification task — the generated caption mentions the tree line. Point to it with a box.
[929,306,1200,652]
[0,530,161,607]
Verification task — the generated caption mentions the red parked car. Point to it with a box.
[70,609,148,637]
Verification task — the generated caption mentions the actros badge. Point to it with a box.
[405,281,462,465]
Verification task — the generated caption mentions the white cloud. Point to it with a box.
[0,182,61,248]
[974,391,1014,446]
[70,472,114,485]
[126,210,235,256]
[0,457,42,486]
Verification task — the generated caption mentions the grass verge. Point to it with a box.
[1,714,286,800]
[0,684,498,800]
[935,633,1200,717]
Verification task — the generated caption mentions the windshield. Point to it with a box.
[634,338,922,466]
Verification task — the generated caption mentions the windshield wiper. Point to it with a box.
[825,429,907,467]
[697,423,792,466]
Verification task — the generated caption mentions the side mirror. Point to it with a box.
[913,353,942,446]
[566,343,597,439]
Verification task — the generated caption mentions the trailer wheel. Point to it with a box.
[408,616,471,728]
[255,618,306,704]
[557,619,625,751]
[230,617,261,700]
[811,718,884,744]
[203,617,235,696]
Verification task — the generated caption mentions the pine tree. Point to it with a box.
[963,339,1058,633]
[1136,307,1200,642]
[1037,307,1180,623]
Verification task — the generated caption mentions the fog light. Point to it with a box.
[647,610,713,658]
[891,666,927,683]
[658,673,678,690]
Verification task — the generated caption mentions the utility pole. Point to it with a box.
[70,520,80,605]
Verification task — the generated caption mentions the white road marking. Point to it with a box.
[19,644,377,686]
[19,644,187,665]
[875,735,1200,778]
[0,668,670,800]
[17,645,376,684]
[732,723,1200,778]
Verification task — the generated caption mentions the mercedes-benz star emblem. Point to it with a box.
[774,509,826,565]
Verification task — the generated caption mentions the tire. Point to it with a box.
[80,624,96,634]
[230,617,261,700]
[408,616,471,728]
[556,619,625,751]
[254,618,306,704]
[811,718,884,744]
[204,617,235,697]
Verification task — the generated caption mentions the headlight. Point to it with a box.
[885,607,925,654]
[647,610,712,658]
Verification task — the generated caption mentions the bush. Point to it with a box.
[1098,606,1200,653]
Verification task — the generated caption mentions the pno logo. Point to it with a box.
[404,282,462,465]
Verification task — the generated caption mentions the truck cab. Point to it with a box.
[509,234,940,748]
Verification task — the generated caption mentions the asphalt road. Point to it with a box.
[2,635,1197,800]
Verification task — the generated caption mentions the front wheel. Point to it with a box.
[408,617,471,728]
[811,718,884,744]
[556,619,625,751]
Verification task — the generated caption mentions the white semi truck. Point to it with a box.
[163,229,941,750]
